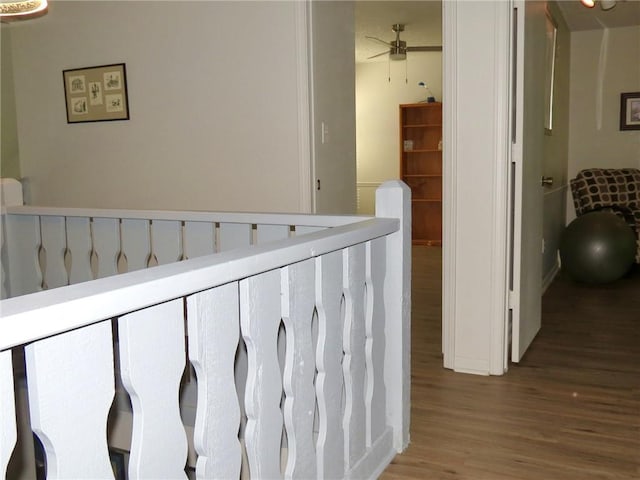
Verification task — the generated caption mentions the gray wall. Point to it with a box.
[7,1,308,212]
[311,1,357,214]
[1,25,20,180]
[542,1,571,286]
[567,25,640,222]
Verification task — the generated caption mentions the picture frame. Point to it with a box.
[620,92,640,131]
[63,63,130,123]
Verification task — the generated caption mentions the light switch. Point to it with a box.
[321,122,329,144]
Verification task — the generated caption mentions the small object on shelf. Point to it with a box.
[403,140,414,151]
[417,81,436,103]
[437,138,442,151]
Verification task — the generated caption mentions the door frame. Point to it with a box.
[442,1,514,375]
[300,1,520,374]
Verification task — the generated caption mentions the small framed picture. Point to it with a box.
[620,92,640,131]
[63,63,129,123]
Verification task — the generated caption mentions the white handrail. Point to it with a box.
[4,205,369,228]
[0,217,397,351]
[1,180,411,479]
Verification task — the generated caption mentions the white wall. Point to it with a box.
[311,1,357,214]
[541,1,570,287]
[1,25,20,179]
[355,55,442,214]
[567,25,640,221]
[8,1,309,213]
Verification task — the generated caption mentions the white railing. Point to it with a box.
[0,181,411,479]
[0,203,368,300]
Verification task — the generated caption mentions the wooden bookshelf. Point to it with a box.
[399,102,442,245]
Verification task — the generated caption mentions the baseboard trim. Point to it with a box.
[346,427,395,480]
[542,261,561,294]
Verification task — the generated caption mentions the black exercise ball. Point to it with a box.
[560,211,636,284]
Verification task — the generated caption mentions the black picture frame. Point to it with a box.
[63,63,130,123]
[620,92,640,131]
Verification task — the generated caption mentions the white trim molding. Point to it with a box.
[542,261,561,294]
[442,0,458,369]
[442,1,513,375]
[294,0,313,214]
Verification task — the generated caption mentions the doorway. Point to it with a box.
[354,1,443,216]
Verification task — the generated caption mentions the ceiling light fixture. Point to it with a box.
[0,0,48,19]
[580,0,618,10]
[600,0,617,10]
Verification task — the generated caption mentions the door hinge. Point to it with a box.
[508,290,518,310]
[511,143,522,164]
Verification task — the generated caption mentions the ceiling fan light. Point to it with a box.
[389,39,406,61]
[580,0,596,7]
[600,0,617,10]
[0,0,48,18]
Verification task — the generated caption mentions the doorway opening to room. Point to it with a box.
[354,1,445,359]
[354,1,443,222]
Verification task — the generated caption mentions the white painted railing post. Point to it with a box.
[0,178,23,207]
[0,350,16,476]
[0,178,23,298]
[375,180,411,452]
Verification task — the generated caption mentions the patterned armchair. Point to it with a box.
[570,168,640,263]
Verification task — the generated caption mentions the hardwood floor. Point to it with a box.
[380,246,640,480]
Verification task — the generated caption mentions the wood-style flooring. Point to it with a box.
[380,246,640,480]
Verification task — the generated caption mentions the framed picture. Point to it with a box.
[620,92,640,131]
[63,63,129,123]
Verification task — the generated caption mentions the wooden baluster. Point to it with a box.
[150,220,181,265]
[183,222,215,259]
[40,216,68,289]
[219,223,252,252]
[342,245,367,468]
[0,350,16,476]
[118,300,188,479]
[366,239,387,444]
[281,259,317,480]
[120,219,151,272]
[315,251,345,479]
[376,180,410,451]
[256,224,290,244]
[24,320,115,478]
[91,218,120,278]
[240,270,283,479]
[186,283,242,479]
[3,214,41,296]
[66,216,93,284]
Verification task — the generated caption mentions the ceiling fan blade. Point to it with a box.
[365,36,392,47]
[367,50,390,60]
[406,45,443,52]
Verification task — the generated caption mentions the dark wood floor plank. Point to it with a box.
[381,247,640,480]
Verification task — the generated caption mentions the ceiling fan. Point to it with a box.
[366,23,442,61]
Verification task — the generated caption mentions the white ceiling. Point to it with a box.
[556,0,640,31]
[355,1,442,63]
[355,0,640,63]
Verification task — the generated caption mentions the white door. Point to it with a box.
[509,0,543,363]
[309,1,357,215]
